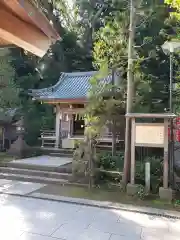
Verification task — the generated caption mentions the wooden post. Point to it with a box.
[163,119,169,189]
[130,118,136,184]
[2,127,5,150]
[123,0,136,186]
[55,104,61,148]
[68,114,73,138]
[145,161,150,193]
[59,112,62,148]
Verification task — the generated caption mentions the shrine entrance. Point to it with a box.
[73,115,85,136]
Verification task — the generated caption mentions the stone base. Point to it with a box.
[127,183,139,196]
[8,136,31,158]
[159,187,173,201]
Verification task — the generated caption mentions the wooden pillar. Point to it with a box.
[130,118,136,184]
[68,114,73,138]
[55,104,61,148]
[2,127,5,150]
[163,118,169,188]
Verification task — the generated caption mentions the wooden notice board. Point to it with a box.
[126,113,174,188]
[135,123,165,147]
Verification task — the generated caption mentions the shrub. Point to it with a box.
[94,151,124,184]
[96,151,124,171]
[94,151,163,192]
[135,156,163,193]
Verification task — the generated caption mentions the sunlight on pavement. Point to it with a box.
[0,194,179,240]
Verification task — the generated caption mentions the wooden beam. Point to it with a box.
[18,0,60,41]
[0,0,60,42]
[41,99,87,104]
[60,108,85,114]
[0,6,52,57]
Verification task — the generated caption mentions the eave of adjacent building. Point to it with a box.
[0,0,60,57]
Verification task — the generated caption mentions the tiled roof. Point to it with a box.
[29,71,112,101]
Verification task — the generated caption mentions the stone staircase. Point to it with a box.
[40,147,74,158]
[0,154,74,185]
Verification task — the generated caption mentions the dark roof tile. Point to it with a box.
[30,71,112,101]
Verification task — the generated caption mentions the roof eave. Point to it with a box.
[0,0,60,57]
[33,97,87,104]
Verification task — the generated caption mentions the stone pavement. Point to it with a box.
[10,155,72,167]
[0,179,45,195]
[0,193,179,240]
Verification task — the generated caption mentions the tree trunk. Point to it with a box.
[123,0,136,186]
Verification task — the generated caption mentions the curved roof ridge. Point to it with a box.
[30,72,66,94]
[52,71,98,92]
[64,71,97,77]
[51,72,67,91]
[30,71,97,94]
[29,70,113,101]
[30,86,52,94]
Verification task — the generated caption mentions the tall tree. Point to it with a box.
[94,0,180,112]
[0,50,20,109]
[165,0,180,19]
[90,0,180,184]
[8,0,94,145]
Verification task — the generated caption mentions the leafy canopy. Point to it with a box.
[0,52,20,109]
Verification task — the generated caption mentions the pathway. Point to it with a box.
[9,155,72,167]
[0,185,179,239]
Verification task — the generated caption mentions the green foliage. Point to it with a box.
[23,100,54,145]
[93,0,180,114]
[93,1,128,70]
[174,199,180,207]
[75,0,112,52]
[136,156,163,193]
[96,151,124,171]
[85,61,126,146]
[94,151,124,184]
[95,153,163,193]
[7,0,93,144]
[136,185,147,200]
[5,0,180,148]
[165,0,180,20]
[0,53,20,109]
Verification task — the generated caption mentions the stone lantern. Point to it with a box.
[8,117,30,158]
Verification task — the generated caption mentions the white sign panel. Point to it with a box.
[135,124,164,145]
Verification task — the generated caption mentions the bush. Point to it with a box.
[94,152,163,192]
[135,156,163,193]
[96,151,124,171]
[94,151,124,184]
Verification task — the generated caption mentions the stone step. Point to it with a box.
[0,172,70,185]
[49,152,73,157]
[39,147,74,154]
[0,167,71,180]
[1,162,72,174]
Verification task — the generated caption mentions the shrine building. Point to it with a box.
[29,71,118,149]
